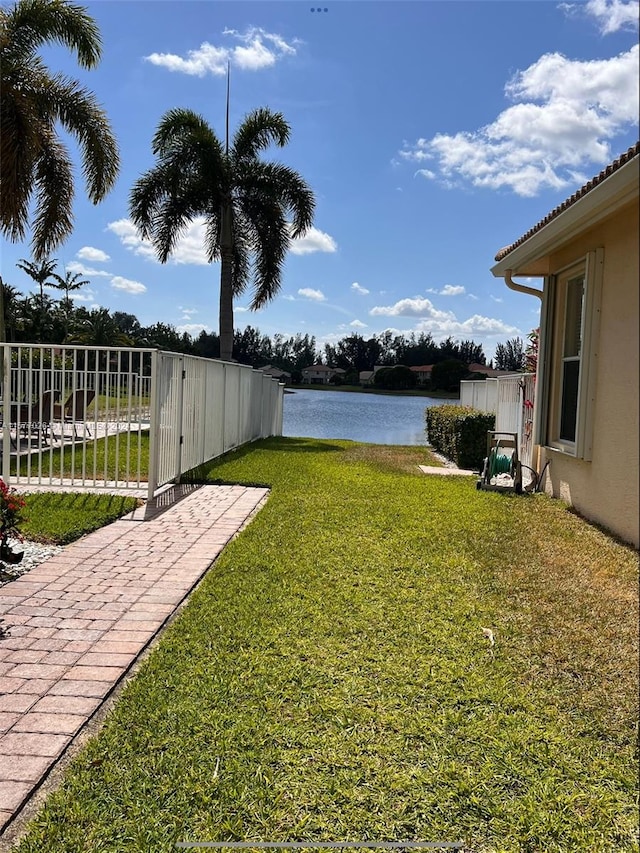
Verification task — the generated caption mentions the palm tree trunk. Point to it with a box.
[219,203,234,362]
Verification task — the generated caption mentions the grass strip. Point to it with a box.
[13,438,638,853]
[20,492,140,545]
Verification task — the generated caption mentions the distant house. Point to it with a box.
[491,142,639,547]
[409,365,433,386]
[467,363,517,378]
[301,364,346,385]
[260,365,291,382]
[359,370,375,386]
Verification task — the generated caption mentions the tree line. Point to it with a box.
[0,261,528,379]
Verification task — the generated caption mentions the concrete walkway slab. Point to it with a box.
[0,483,269,838]
[418,464,477,476]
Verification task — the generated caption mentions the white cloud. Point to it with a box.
[107,218,209,265]
[399,44,639,196]
[108,217,335,264]
[425,315,519,337]
[235,306,251,313]
[350,319,367,329]
[562,0,640,33]
[289,226,338,255]
[351,282,370,296]
[370,297,454,320]
[490,295,504,303]
[369,296,519,342]
[145,27,298,77]
[176,323,211,335]
[77,246,109,263]
[106,219,158,261]
[71,287,98,304]
[66,261,111,278]
[111,276,147,295]
[298,288,326,302]
[415,169,436,180]
[376,315,520,343]
[427,285,466,296]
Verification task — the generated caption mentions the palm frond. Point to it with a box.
[238,160,315,237]
[43,73,119,201]
[152,108,224,160]
[245,203,289,310]
[30,130,74,259]
[230,211,250,297]
[1,0,102,68]
[232,108,290,162]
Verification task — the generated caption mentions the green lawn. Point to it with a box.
[20,491,140,544]
[11,431,150,482]
[13,438,639,853]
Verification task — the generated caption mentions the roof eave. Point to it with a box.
[491,155,640,278]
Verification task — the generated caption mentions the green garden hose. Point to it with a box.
[489,452,512,478]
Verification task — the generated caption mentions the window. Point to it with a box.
[540,250,602,459]
[559,273,584,442]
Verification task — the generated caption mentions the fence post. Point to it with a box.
[146,350,160,501]
[174,356,185,484]
[2,344,11,485]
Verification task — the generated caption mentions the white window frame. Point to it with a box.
[541,249,603,460]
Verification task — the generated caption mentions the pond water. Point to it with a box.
[282,388,456,445]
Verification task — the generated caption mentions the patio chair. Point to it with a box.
[62,388,96,438]
[24,389,58,443]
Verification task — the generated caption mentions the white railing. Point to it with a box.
[460,373,535,470]
[1,344,283,498]
[149,352,283,495]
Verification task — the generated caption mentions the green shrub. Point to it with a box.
[425,404,495,469]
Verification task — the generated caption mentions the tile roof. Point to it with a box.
[494,142,640,262]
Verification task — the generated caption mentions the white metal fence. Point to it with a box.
[1,344,284,498]
[460,374,536,470]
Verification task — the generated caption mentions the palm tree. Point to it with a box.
[0,277,22,342]
[51,269,89,301]
[0,0,119,261]
[129,107,315,362]
[68,307,131,347]
[51,268,89,339]
[16,256,57,340]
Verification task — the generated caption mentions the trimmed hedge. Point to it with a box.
[425,404,495,470]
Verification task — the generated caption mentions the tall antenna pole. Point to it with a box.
[225,60,230,156]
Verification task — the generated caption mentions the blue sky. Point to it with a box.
[3,0,639,360]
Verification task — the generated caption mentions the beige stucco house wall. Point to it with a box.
[491,144,639,547]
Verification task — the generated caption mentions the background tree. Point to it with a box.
[494,337,525,372]
[0,0,119,261]
[431,359,469,392]
[68,307,131,347]
[50,269,89,338]
[525,328,539,374]
[15,256,57,340]
[130,106,315,362]
[373,364,417,391]
[0,278,22,342]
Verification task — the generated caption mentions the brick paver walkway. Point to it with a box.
[0,483,269,836]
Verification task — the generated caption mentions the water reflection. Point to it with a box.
[283,388,454,445]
